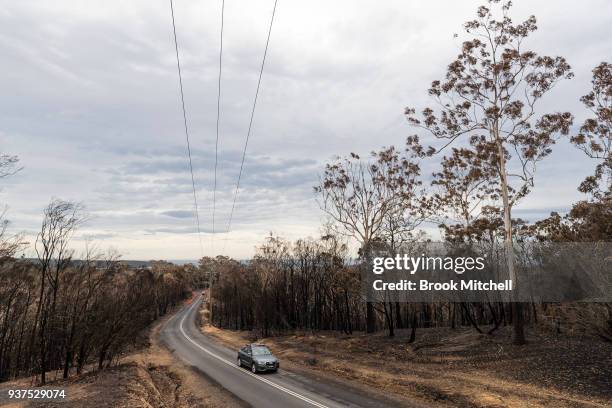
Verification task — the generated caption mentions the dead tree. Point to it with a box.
[33,199,84,384]
[315,147,422,333]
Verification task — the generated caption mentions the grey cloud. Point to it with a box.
[77,232,118,240]
[1,0,610,259]
[160,210,193,219]
[144,226,215,235]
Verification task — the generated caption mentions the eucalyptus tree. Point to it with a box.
[430,145,500,241]
[33,199,85,383]
[315,146,422,333]
[405,0,573,344]
[530,62,611,243]
[570,62,611,199]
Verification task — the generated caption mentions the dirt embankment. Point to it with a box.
[200,307,611,408]
[2,297,243,408]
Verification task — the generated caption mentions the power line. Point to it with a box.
[208,0,225,326]
[212,0,225,254]
[224,0,279,248]
[169,0,204,257]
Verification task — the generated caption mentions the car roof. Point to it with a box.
[251,343,268,347]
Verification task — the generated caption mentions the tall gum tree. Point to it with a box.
[33,199,84,383]
[530,63,611,242]
[405,0,573,344]
[570,62,611,199]
[315,146,422,333]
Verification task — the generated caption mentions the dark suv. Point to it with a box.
[237,344,279,373]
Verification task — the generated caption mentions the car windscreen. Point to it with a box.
[251,346,271,356]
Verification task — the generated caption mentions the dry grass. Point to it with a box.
[1,345,200,408]
[201,309,611,408]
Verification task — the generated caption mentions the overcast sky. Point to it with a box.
[1,0,610,260]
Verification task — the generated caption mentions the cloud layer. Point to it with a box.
[1,0,610,259]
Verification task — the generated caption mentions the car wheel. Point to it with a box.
[237,357,242,367]
[251,363,257,374]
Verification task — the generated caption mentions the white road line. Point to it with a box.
[178,299,330,408]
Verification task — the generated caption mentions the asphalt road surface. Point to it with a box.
[160,295,406,408]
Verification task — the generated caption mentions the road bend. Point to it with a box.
[160,295,403,408]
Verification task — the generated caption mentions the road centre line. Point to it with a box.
[178,298,330,408]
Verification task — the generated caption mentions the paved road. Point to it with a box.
[160,295,404,408]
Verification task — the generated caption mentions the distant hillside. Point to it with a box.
[21,259,184,269]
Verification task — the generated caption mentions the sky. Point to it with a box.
[1,0,610,260]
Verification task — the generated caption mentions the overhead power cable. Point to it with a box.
[169,0,204,257]
[211,0,225,254]
[224,0,279,247]
[208,0,225,325]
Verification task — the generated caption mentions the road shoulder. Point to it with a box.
[197,305,612,408]
[146,299,249,408]
[197,305,425,408]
